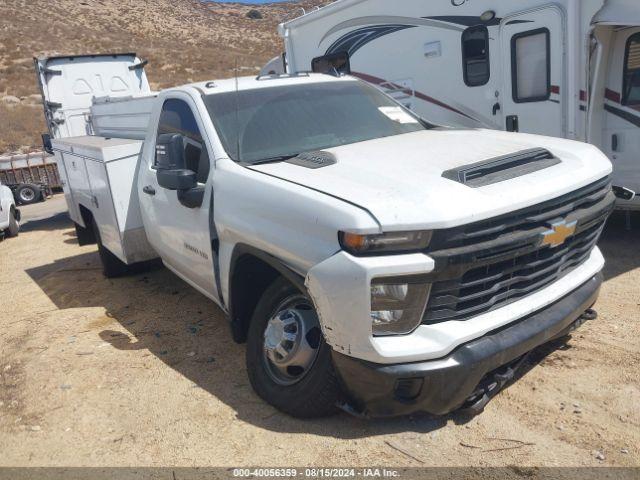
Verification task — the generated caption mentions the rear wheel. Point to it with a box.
[6,207,19,237]
[16,184,40,205]
[92,218,130,278]
[246,277,340,418]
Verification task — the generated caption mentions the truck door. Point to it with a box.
[602,28,640,196]
[138,94,220,302]
[499,6,566,137]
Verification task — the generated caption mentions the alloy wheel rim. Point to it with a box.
[20,188,35,202]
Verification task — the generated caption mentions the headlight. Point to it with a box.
[339,230,432,255]
[370,280,431,336]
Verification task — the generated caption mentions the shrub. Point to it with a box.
[246,9,263,20]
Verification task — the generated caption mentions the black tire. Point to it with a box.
[74,221,96,246]
[15,184,40,205]
[6,207,19,237]
[246,277,341,418]
[92,218,130,278]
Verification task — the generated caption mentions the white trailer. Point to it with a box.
[34,53,152,139]
[277,0,640,209]
[35,53,157,267]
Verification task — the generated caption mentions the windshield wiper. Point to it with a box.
[247,154,300,166]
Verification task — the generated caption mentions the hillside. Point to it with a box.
[0,0,332,154]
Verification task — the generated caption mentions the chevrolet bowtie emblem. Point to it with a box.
[541,220,577,248]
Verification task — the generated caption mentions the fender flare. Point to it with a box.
[229,243,307,296]
[227,243,307,342]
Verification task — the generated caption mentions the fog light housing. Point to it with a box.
[394,378,424,402]
[371,281,431,336]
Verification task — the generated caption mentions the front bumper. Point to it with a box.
[332,273,602,418]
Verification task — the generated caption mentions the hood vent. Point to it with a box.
[442,148,560,188]
[286,151,337,169]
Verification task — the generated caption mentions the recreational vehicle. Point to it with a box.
[276,0,640,209]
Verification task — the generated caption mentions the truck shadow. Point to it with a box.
[598,210,640,281]
[25,249,453,437]
[20,212,71,233]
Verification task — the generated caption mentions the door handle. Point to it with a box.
[143,185,156,196]
[492,102,501,116]
[612,134,619,152]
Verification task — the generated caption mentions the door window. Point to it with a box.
[623,33,640,106]
[462,25,490,87]
[156,99,210,183]
[511,28,550,103]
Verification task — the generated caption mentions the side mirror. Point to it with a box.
[155,133,197,191]
[42,133,53,155]
[156,168,197,191]
[311,51,351,76]
[154,132,205,208]
[156,133,186,170]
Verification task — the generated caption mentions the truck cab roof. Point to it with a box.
[186,73,356,95]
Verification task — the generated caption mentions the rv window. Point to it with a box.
[311,52,351,76]
[623,33,640,106]
[462,26,490,87]
[511,29,551,103]
[156,99,210,183]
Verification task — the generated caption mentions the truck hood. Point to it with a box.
[249,129,612,231]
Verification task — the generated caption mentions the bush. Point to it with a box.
[246,9,263,20]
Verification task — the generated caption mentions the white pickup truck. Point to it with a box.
[0,179,20,240]
[37,54,615,418]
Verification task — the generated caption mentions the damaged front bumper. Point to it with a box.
[331,273,602,418]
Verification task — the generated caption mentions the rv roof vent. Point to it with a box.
[442,148,560,188]
[286,151,337,169]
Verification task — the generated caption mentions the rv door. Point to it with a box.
[601,27,640,204]
[499,6,566,137]
[34,53,151,140]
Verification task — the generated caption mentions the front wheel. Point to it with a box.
[246,277,341,418]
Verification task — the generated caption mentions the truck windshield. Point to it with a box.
[204,81,431,164]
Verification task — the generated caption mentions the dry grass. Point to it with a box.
[0,104,47,153]
[0,0,333,154]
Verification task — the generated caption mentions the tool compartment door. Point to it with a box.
[83,158,125,260]
[499,6,566,137]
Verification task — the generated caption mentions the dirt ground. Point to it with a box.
[0,195,638,468]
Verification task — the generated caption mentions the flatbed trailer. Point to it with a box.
[0,151,61,204]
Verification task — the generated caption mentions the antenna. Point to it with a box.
[234,58,241,162]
